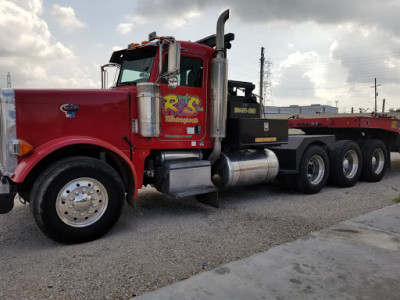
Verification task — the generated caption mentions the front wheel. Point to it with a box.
[295,145,329,194]
[30,156,125,244]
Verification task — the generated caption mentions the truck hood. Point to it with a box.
[14,89,133,151]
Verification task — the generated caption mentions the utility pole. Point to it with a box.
[259,47,265,117]
[7,72,11,88]
[382,99,385,113]
[371,78,381,113]
[374,78,377,113]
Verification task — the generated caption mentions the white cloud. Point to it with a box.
[331,24,400,84]
[164,10,202,29]
[127,2,202,30]
[51,5,85,31]
[0,0,96,88]
[112,45,124,52]
[131,0,400,36]
[272,51,321,105]
[8,0,42,15]
[274,50,350,106]
[167,18,187,29]
[117,23,134,35]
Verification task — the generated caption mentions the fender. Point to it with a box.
[12,136,140,198]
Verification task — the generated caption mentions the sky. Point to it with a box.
[1,0,400,112]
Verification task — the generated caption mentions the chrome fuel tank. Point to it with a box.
[212,149,279,188]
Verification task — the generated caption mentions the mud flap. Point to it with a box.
[0,179,16,214]
[196,190,219,208]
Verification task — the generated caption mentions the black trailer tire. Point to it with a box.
[30,156,125,244]
[329,140,362,187]
[295,145,329,194]
[360,139,387,182]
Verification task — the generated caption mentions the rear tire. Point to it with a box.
[360,139,387,182]
[329,140,362,187]
[295,145,329,194]
[30,156,125,244]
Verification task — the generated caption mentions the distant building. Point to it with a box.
[265,104,338,115]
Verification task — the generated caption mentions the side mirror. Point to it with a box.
[156,39,181,89]
[168,76,178,90]
[101,63,120,89]
[168,42,180,75]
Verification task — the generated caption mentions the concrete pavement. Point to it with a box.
[135,203,400,300]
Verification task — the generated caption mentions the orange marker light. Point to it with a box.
[11,139,33,156]
[128,43,140,49]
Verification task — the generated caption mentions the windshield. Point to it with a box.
[116,48,156,87]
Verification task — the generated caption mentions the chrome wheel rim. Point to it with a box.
[371,148,385,174]
[56,177,108,227]
[307,155,325,185]
[343,150,359,179]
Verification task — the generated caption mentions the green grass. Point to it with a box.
[394,195,400,203]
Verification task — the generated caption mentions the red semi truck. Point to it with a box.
[0,10,399,243]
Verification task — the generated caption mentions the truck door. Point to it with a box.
[159,53,207,144]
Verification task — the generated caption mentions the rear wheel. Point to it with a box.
[361,139,387,182]
[330,140,362,187]
[30,156,125,244]
[295,145,329,194]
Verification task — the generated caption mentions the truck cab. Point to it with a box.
[110,36,215,148]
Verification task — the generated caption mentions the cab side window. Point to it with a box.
[162,56,203,88]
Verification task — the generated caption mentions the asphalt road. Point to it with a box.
[1,153,399,300]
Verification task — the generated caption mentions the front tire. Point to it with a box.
[30,156,125,244]
[295,145,329,194]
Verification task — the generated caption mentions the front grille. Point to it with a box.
[0,89,17,177]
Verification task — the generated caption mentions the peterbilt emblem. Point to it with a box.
[60,104,80,118]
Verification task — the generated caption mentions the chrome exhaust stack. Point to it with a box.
[215,10,230,59]
[209,9,229,165]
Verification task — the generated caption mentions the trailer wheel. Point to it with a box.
[30,156,125,244]
[296,145,329,194]
[330,140,362,187]
[361,139,387,182]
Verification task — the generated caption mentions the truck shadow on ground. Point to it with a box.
[121,180,296,222]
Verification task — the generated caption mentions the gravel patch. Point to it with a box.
[1,153,399,300]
